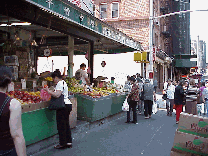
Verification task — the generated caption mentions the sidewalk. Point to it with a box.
[26,93,171,155]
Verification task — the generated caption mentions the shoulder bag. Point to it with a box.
[48,81,66,110]
[0,96,11,121]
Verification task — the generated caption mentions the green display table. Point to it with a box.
[111,93,127,115]
[22,108,58,146]
[76,93,127,122]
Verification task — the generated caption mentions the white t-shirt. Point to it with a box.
[55,80,72,104]
[76,69,88,85]
[166,85,175,99]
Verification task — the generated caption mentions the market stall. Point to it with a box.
[0,0,141,146]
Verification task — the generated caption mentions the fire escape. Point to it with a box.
[160,0,172,57]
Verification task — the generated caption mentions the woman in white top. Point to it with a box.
[166,79,175,116]
[44,70,72,149]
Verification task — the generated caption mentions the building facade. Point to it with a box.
[93,0,190,91]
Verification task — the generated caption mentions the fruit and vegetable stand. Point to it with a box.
[21,97,77,146]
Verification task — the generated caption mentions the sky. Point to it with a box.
[190,0,208,63]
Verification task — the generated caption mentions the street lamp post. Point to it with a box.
[149,0,154,79]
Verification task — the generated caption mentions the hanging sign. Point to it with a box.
[44,49,52,57]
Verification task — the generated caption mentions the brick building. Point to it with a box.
[93,0,190,91]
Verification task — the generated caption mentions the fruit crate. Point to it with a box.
[22,108,58,146]
[75,94,112,122]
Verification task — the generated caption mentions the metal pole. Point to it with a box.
[149,0,154,78]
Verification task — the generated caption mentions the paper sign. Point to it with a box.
[21,79,26,89]
[8,82,14,92]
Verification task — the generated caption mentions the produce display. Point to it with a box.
[65,77,120,98]
[45,77,53,81]
[7,90,42,105]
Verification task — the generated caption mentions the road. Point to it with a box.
[31,108,178,156]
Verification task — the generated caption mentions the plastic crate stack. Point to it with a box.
[171,112,208,156]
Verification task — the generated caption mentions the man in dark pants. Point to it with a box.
[143,79,156,119]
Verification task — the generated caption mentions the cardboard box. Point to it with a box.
[172,129,208,155]
[69,97,77,129]
[178,112,208,138]
[170,149,201,156]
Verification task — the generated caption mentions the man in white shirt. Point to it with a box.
[166,79,175,116]
[75,63,90,85]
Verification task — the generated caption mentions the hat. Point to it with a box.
[145,79,150,83]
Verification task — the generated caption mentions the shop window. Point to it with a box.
[112,2,119,18]
[100,4,107,19]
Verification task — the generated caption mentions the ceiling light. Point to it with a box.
[0,24,10,26]
[11,22,31,26]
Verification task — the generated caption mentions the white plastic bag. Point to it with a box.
[122,98,129,111]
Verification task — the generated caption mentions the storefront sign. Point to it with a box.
[25,0,141,50]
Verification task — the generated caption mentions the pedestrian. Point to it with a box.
[75,63,90,85]
[126,76,139,124]
[44,70,73,149]
[153,79,158,93]
[166,79,175,116]
[185,79,199,115]
[199,82,206,104]
[143,79,156,119]
[174,79,186,124]
[124,75,132,93]
[137,77,143,115]
[202,83,208,116]
[0,66,27,156]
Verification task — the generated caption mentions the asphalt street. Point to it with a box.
[31,108,178,156]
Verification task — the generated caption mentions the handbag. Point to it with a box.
[122,98,129,111]
[48,81,66,110]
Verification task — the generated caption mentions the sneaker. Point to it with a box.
[176,121,179,124]
[138,112,142,115]
[145,116,149,119]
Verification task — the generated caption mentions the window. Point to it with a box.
[112,2,119,18]
[100,4,107,19]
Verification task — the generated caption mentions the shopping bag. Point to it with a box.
[122,98,129,111]
[197,103,204,115]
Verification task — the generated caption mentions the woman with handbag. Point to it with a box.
[44,70,73,149]
[126,76,139,124]
[0,66,27,156]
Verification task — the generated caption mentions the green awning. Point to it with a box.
[174,59,197,68]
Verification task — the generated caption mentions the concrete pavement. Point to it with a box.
[28,109,178,156]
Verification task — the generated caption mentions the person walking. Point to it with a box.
[126,76,139,124]
[75,63,90,85]
[44,70,73,149]
[202,83,208,116]
[174,79,186,124]
[153,79,158,93]
[143,79,156,119]
[137,77,144,115]
[166,79,175,116]
[185,79,199,115]
[0,66,27,156]
[124,75,132,93]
